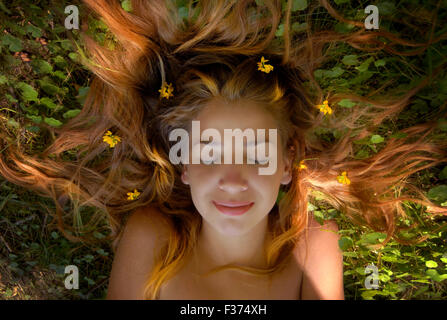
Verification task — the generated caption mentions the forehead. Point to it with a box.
[195,98,278,131]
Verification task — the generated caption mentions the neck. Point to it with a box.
[194,214,271,273]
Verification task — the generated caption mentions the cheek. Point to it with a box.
[253,174,282,202]
[185,165,216,193]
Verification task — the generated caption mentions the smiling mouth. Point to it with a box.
[212,200,254,216]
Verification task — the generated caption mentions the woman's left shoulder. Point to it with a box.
[292,213,345,299]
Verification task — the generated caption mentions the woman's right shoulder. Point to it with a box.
[120,204,171,250]
[126,205,170,238]
[106,205,170,300]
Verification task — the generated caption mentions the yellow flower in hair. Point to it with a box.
[257,56,274,73]
[102,130,121,148]
[337,171,351,185]
[318,100,333,115]
[298,160,307,171]
[127,189,141,201]
[158,82,174,99]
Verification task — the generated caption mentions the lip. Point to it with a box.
[212,200,254,216]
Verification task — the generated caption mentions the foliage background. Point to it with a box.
[0,0,446,300]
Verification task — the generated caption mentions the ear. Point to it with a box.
[280,149,293,185]
[181,165,189,185]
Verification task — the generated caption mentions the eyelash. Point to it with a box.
[202,159,268,165]
[199,147,269,165]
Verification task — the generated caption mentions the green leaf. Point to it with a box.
[337,99,356,108]
[16,82,39,102]
[334,0,350,4]
[439,167,447,180]
[361,290,378,300]
[313,210,325,225]
[291,22,307,33]
[370,134,384,144]
[379,273,391,282]
[7,118,20,129]
[377,2,396,15]
[5,94,18,103]
[0,74,7,85]
[25,24,42,38]
[354,149,370,159]
[26,114,42,124]
[426,260,438,268]
[351,70,375,84]
[413,286,429,297]
[307,202,317,212]
[40,97,57,109]
[275,24,284,37]
[77,86,90,105]
[38,78,61,96]
[338,237,354,251]
[426,269,447,282]
[63,109,81,119]
[96,248,109,256]
[52,70,66,81]
[354,136,371,145]
[121,0,132,12]
[359,232,387,245]
[44,117,63,127]
[84,277,95,285]
[292,0,307,11]
[68,52,79,61]
[1,34,23,52]
[355,57,374,73]
[335,22,355,34]
[342,251,358,258]
[326,66,345,78]
[342,55,359,66]
[53,55,68,69]
[276,189,286,205]
[31,59,53,74]
[178,6,188,20]
[60,40,73,51]
[427,185,447,203]
[25,125,40,133]
[374,59,386,67]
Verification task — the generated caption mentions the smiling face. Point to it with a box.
[181,98,293,236]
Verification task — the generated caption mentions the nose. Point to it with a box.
[218,166,248,194]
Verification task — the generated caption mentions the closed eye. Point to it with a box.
[248,157,269,165]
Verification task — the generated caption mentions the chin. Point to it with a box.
[212,219,252,236]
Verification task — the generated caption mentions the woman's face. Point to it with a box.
[181,98,293,236]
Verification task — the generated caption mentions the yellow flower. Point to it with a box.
[298,160,307,171]
[318,100,333,115]
[337,171,351,185]
[127,189,141,201]
[102,130,121,148]
[158,82,174,99]
[257,56,274,73]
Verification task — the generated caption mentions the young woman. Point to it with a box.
[1,0,445,300]
[106,97,345,299]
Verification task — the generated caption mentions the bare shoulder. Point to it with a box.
[106,205,170,300]
[293,213,345,300]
